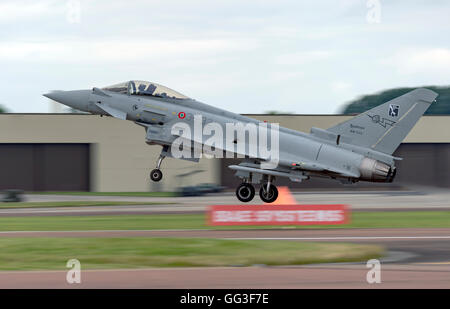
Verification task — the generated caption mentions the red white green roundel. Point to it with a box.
[178,112,186,119]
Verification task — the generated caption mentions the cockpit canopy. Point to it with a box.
[102,80,190,100]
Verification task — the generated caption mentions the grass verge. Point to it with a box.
[0,237,383,270]
[0,211,449,231]
[0,201,174,209]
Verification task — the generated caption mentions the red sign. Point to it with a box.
[208,204,349,226]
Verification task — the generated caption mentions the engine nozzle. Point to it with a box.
[359,157,396,183]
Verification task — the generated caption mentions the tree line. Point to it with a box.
[341,86,450,115]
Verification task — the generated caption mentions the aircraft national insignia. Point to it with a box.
[389,104,399,117]
[178,112,186,119]
[367,114,396,128]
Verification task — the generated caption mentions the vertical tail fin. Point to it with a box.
[328,88,438,154]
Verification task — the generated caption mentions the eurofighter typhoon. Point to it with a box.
[44,80,438,203]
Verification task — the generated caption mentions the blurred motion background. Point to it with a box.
[0,0,449,193]
[0,112,449,193]
[1,2,450,290]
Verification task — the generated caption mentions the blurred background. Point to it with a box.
[0,112,449,193]
[1,0,449,193]
[0,1,450,289]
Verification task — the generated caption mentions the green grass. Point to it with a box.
[28,191,178,197]
[0,211,449,231]
[0,237,384,270]
[0,201,174,209]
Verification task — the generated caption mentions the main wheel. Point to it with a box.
[150,169,163,182]
[259,183,278,203]
[236,183,255,203]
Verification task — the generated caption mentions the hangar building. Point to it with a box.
[0,114,449,192]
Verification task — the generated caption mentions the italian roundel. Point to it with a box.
[178,112,186,119]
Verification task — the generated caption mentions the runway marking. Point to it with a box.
[416,261,450,265]
[1,265,449,276]
[0,230,449,241]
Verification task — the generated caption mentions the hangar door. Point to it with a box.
[220,143,450,189]
[0,144,90,191]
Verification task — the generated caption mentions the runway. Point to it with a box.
[1,263,449,289]
[2,189,450,216]
[1,190,449,288]
[0,228,449,288]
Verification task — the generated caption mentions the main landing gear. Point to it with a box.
[150,155,165,182]
[259,182,278,203]
[235,176,279,203]
[236,183,255,202]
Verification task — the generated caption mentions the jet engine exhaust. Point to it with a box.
[359,157,395,182]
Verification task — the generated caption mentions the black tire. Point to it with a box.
[259,183,278,203]
[236,183,255,203]
[150,169,163,182]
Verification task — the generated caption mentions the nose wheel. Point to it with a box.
[259,183,278,203]
[150,169,163,182]
[236,183,255,203]
[150,155,165,182]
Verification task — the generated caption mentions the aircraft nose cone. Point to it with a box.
[44,90,90,112]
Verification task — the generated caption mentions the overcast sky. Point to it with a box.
[1,0,450,113]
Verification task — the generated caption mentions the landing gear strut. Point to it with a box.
[150,155,165,182]
[236,183,255,203]
[259,176,278,203]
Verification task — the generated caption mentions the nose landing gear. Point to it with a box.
[150,155,165,182]
[150,169,163,182]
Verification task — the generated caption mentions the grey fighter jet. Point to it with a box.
[44,80,438,203]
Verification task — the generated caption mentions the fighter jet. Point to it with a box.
[44,80,438,203]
